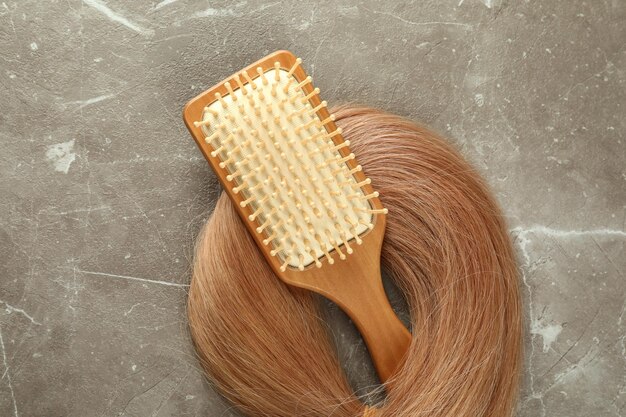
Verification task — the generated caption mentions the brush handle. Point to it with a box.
[282,215,410,383]
[337,265,412,382]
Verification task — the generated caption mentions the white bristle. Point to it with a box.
[287,58,301,77]
[323,127,342,140]
[225,82,236,99]
[196,61,384,269]
[240,196,254,207]
[337,153,355,164]
[310,100,327,114]
[257,67,268,85]
[282,78,294,93]
[204,107,219,116]
[295,77,311,92]
[215,92,227,107]
[194,119,211,127]
[318,115,335,126]
[279,256,291,271]
[339,230,353,254]
[234,75,246,94]
[302,87,320,103]
[274,62,281,81]
[242,70,255,88]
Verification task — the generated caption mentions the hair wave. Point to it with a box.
[188,106,522,417]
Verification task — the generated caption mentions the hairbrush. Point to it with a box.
[183,50,411,382]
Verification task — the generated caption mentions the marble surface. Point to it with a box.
[1,0,624,416]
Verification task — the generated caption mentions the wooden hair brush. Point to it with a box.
[183,50,411,382]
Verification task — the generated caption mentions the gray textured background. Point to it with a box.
[1,0,625,416]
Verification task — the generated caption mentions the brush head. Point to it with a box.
[184,51,386,273]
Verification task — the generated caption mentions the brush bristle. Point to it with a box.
[196,59,386,270]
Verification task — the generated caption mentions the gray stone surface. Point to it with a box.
[0,0,624,416]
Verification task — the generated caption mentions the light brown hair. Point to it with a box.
[188,106,522,416]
